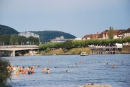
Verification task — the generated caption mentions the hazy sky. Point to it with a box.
[0,0,130,37]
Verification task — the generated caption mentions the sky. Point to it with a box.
[0,0,130,38]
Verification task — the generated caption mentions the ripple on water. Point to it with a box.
[6,54,130,87]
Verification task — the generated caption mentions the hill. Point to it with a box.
[32,31,76,43]
[0,24,18,36]
[0,24,76,43]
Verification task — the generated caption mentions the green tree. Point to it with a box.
[27,36,39,45]
[0,34,11,45]
[123,36,130,43]
[63,40,72,49]
[45,47,50,52]
[14,34,18,45]
[9,35,14,45]
[108,26,114,40]
[72,40,81,48]
[18,36,27,45]
[9,34,18,45]
[0,57,12,87]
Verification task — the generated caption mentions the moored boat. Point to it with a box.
[80,52,88,56]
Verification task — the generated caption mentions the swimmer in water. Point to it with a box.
[66,70,69,73]
[47,69,50,74]
[42,68,47,73]
[75,63,78,68]
[36,65,40,68]
[22,66,26,74]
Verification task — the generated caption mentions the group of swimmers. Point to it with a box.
[7,65,50,75]
[6,58,127,76]
[7,62,74,75]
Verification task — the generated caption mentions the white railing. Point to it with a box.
[88,45,117,49]
[0,45,39,48]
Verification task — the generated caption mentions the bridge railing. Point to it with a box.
[0,45,39,48]
[88,45,117,49]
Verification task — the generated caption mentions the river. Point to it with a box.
[5,54,130,87]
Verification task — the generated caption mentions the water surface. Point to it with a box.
[6,54,130,87]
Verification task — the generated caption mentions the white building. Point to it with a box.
[123,28,130,38]
[74,38,82,40]
[18,31,39,38]
[50,36,66,42]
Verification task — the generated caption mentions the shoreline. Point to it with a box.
[1,52,130,57]
[78,83,112,87]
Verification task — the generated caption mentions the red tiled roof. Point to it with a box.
[83,34,98,39]
[124,28,130,33]
[83,29,126,39]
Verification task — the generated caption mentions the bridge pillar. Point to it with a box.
[29,49,35,56]
[11,50,15,57]
[13,50,15,57]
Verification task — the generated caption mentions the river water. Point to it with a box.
[5,54,130,87]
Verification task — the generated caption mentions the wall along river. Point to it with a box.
[5,54,130,87]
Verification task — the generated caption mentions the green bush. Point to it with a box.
[45,47,51,53]
[0,57,12,87]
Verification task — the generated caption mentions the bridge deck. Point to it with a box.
[0,45,39,48]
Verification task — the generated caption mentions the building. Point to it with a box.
[123,28,130,38]
[50,36,66,42]
[82,29,126,40]
[74,38,82,40]
[121,28,130,46]
[18,31,40,38]
[82,32,99,40]
[50,36,75,42]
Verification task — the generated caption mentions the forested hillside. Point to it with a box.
[0,24,76,43]
[32,31,76,43]
[0,24,18,36]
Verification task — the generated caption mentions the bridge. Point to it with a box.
[0,45,39,57]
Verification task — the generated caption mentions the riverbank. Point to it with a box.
[13,46,130,57]
[121,46,130,54]
[40,46,130,55]
[41,47,91,55]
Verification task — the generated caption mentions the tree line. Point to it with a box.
[39,36,130,51]
[0,34,40,45]
[39,26,130,51]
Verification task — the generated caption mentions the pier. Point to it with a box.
[89,43,122,54]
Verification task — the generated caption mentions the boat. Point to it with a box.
[80,52,88,56]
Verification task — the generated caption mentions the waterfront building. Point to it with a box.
[82,29,126,40]
[123,28,130,38]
